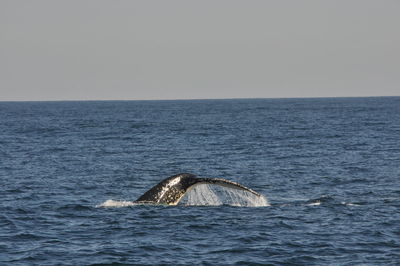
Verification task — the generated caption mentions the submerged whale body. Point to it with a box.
[135,173,262,205]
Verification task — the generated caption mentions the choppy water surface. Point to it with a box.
[1,97,400,265]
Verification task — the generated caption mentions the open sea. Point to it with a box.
[1,97,399,265]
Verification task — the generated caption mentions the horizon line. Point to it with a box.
[0,95,399,103]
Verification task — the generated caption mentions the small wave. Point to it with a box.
[305,195,334,206]
[57,204,92,211]
[304,196,361,207]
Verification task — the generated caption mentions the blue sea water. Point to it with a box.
[1,97,399,265]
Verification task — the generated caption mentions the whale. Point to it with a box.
[135,173,262,205]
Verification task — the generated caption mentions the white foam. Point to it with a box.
[307,201,321,206]
[179,184,269,207]
[96,199,136,208]
[341,201,360,206]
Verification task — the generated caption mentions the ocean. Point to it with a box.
[1,97,399,265]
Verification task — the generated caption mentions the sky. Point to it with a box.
[1,0,399,101]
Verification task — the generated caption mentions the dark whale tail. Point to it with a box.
[135,173,262,205]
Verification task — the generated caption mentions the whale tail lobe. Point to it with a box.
[196,178,261,197]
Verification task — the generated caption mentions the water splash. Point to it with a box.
[96,199,136,208]
[179,184,269,207]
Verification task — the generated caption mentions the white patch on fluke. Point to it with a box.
[156,176,181,203]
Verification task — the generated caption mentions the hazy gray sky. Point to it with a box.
[1,0,399,101]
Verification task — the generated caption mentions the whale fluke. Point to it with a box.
[135,173,262,205]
